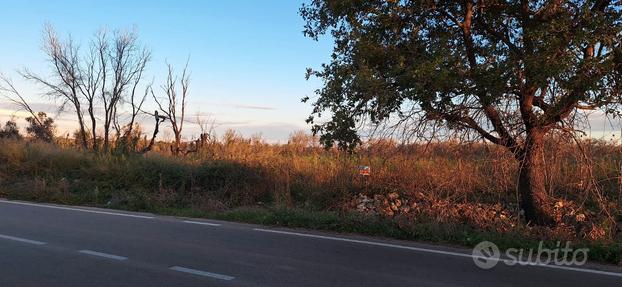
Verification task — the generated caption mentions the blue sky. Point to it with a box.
[0,0,332,141]
[2,1,620,142]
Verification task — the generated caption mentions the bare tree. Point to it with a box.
[117,83,151,154]
[140,109,166,154]
[192,112,217,153]
[24,25,151,153]
[23,25,88,149]
[152,61,190,156]
[0,74,41,125]
[123,73,151,140]
[100,29,150,152]
[77,30,106,151]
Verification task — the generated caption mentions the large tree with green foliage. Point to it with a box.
[301,0,622,225]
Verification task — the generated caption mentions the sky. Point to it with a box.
[0,0,332,142]
[0,1,620,143]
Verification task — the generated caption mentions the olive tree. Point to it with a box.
[301,0,622,225]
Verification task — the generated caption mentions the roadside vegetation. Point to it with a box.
[0,132,620,265]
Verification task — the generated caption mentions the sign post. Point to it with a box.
[358,165,370,193]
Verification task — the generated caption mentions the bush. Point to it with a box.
[0,120,21,140]
[26,112,55,143]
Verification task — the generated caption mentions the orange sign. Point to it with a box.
[358,165,370,176]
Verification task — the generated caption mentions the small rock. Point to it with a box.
[575,213,586,222]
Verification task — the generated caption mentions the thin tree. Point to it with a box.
[23,25,89,149]
[116,83,151,154]
[100,29,150,152]
[77,30,106,151]
[195,111,217,148]
[301,1,622,225]
[124,72,151,140]
[152,61,190,156]
[0,73,42,126]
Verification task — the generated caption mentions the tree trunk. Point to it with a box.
[103,125,110,152]
[88,104,97,152]
[172,133,181,156]
[76,114,89,151]
[516,130,555,226]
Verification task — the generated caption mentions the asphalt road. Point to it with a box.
[0,199,620,287]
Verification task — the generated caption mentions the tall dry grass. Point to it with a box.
[1,131,621,242]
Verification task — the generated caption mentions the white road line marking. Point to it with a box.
[0,200,155,219]
[253,228,622,278]
[0,234,46,245]
[78,250,128,261]
[183,220,221,227]
[169,266,235,280]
